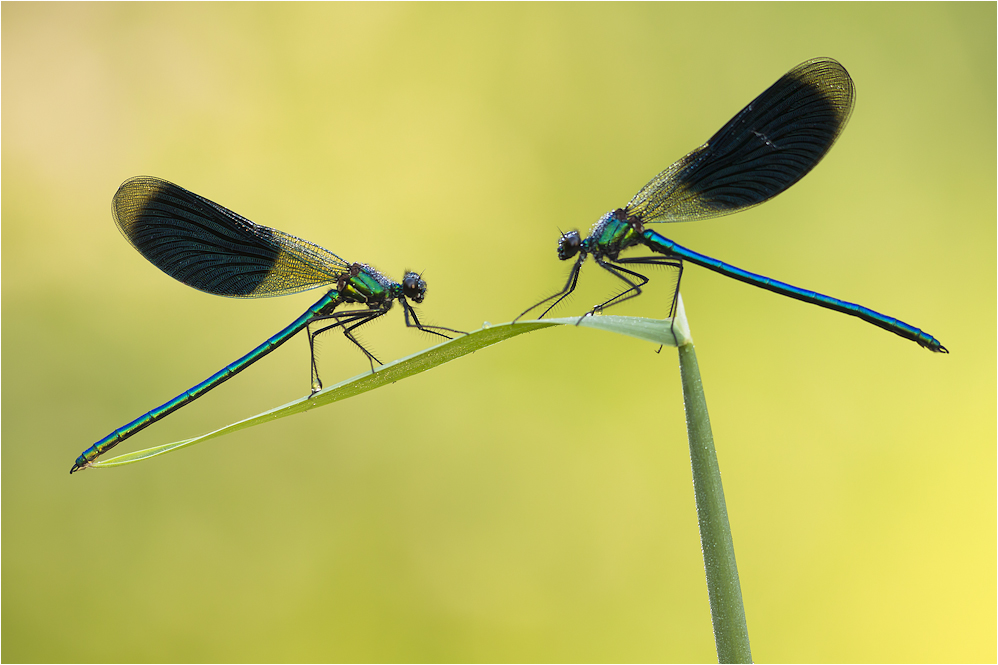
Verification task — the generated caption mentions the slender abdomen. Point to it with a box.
[641,229,947,353]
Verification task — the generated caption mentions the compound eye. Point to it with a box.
[402,272,427,303]
[557,230,582,260]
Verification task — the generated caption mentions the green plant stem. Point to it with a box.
[678,341,752,663]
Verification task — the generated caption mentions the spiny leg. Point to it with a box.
[308,311,373,391]
[515,254,585,322]
[307,308,387,392]
[613,255,685,348]
[612,255,685,318]
[338,311,389,372]
[400,300,465,338]
[585,258,654,320]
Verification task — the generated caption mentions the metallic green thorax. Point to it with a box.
[335,263,405,311]
[341,266,387,302]
[582,209,644,260]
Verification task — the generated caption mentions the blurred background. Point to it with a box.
[3,4,994,662]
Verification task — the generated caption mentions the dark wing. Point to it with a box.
[626,58,855,224]
[112,176,351,297]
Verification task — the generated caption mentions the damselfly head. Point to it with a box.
[557,230,582,261]
[402,272,427,303]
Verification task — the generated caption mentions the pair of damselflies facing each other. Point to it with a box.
[72,57,947,474]
[70,176,462,473]
[520,57,947,355]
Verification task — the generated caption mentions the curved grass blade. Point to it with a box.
[89,314,683,469]
[670,296,750,661]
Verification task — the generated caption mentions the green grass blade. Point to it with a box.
[91,314,683,469]
[674,297,751,663]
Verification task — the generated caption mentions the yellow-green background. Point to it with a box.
[3,4,994,662]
